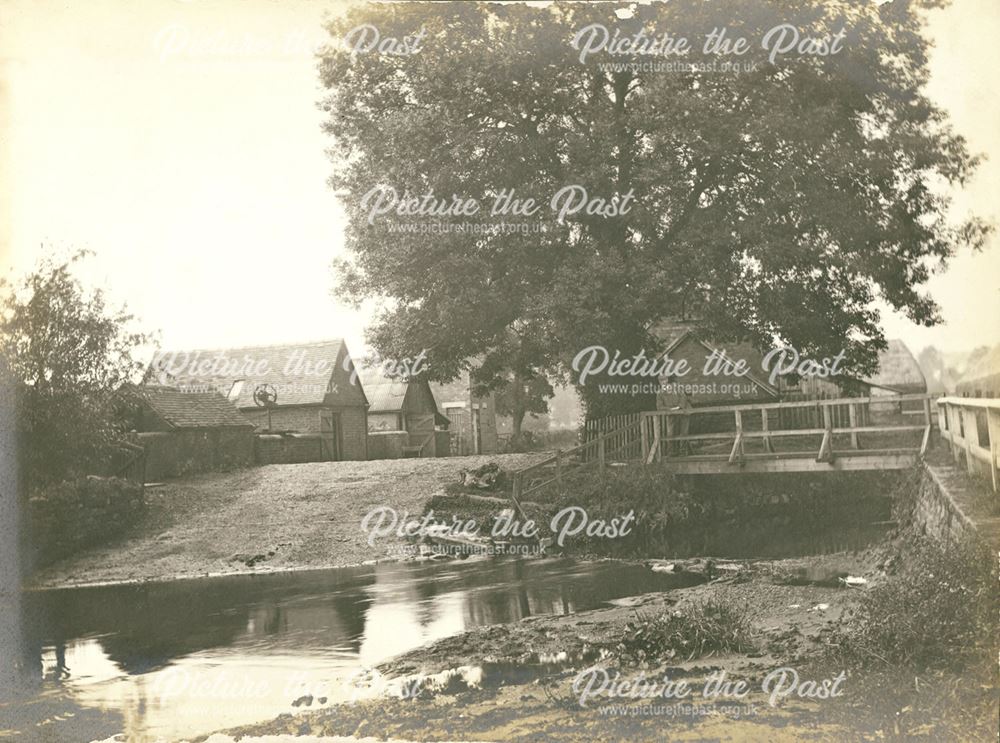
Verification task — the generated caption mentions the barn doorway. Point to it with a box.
[319,410,341,461]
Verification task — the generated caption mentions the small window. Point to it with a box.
[227,380,245,402]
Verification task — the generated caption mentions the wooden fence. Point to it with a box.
[938,397,1000,492]
[111,441,147,488]
[511,417,643,507]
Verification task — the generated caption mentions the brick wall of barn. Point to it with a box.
[243,406,322,433]
[242,405,368,461]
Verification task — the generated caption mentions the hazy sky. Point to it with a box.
[1,0,998,357]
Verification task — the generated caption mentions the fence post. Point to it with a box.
[987,406,999,493]
[848,403,859,450]
[962,409,977,475]
[598,432,606,471]
[555,449,563,493]
[761,408,773,453]
[640,414,649,464]
[733,409,744,460]
[948,405,962,463]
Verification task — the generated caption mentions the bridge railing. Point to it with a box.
[937,397,1000,492]
[639,393,936,467]
[510,418,643,506]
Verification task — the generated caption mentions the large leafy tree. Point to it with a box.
[0,252,151,487]
[320,0,988,420]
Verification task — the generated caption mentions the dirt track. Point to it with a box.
[29,454,544,589]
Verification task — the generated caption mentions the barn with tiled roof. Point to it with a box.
[147,339,370,461]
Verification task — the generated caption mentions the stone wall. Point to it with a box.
[28,476,145,566]
[911,464,978,543]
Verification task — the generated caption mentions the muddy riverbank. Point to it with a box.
[207,539,997,742]
[200,552,870,741]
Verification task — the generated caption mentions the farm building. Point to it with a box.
[357,368,448,458]
[430,373,500,455]
[148,339,369,462]
[120,384,255,479]
[859,339,928,417]
[956,345,1000,398]
[650,320,780,410]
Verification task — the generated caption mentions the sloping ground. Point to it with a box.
[29,454,545,589]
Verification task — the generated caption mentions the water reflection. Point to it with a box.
[9,558,696,742]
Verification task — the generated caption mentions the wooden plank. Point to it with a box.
[728,433,744,464]
[663,452,920,475]
[989,409,1000,493]
[817,430,833,463]
[650,422,662,463]
[761,409,774,453]
[644,392,935,417]
[848,404,859,449]
[962,409,977,474]
[936,396,1000,410]
[640,414,649,464]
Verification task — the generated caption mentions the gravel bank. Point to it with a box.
[29,454,545,589]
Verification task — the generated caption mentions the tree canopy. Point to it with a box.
[319,0,988,418]
[0,252,151,487]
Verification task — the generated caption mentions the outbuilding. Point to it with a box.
[149,339,370,462]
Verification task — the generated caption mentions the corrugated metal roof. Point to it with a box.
[356,368,409,412]
[148,339,368,409]
[138,386,253,429]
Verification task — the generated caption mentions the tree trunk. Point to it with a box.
[510,370,527,451]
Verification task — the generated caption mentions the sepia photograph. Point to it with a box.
[1,1,998,741]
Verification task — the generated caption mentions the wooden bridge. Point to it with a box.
[639,394,935,475]
[511,395,1000,505]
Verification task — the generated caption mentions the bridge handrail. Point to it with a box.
[640,392,936,417]
[936,396,1000,410]
[936,397,1000,491]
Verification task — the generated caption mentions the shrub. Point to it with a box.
[610,598,755,664]
[547,466,698,556]
[830,535,998,670]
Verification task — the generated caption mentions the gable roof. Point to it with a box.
[356,368,410,413]
[650,320,780,398]
[148,339,368,408]
[864,340,926,393]
[133,385,253,429]
[355,367,443,415]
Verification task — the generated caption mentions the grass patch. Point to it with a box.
[829,534,998,671]
[609,598,756,665]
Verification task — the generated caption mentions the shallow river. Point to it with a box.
[4,495,892,743]
[5,558,702,742]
